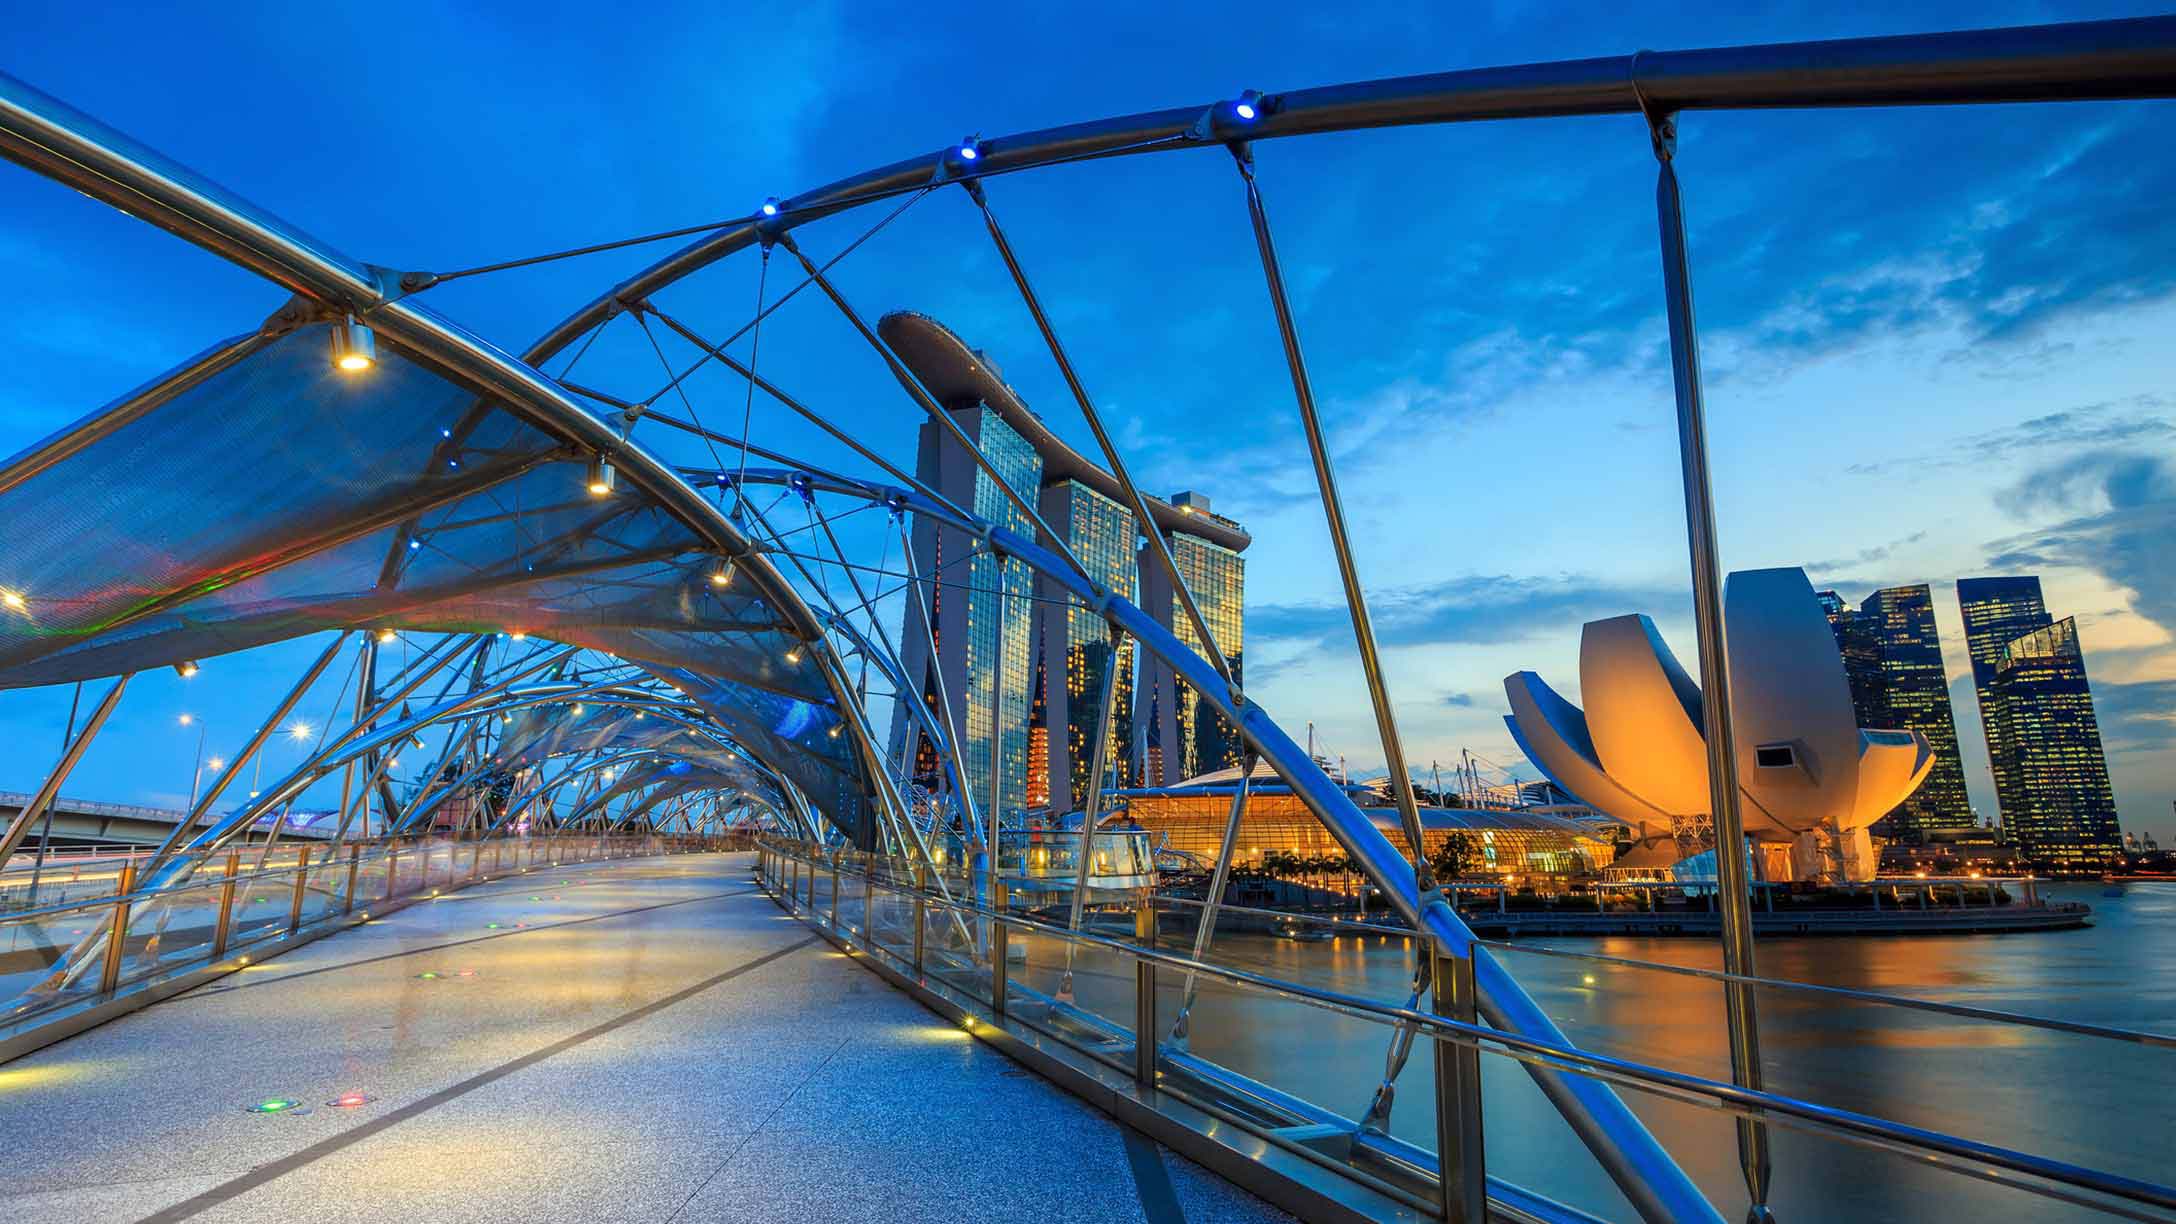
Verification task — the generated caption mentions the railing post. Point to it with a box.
[912,860,928,976]
[384,847,399,901]
[828,856,840,929]
[861,857,875,939]
[99,862,136,996]
[1646,104,1772,1223]
[212,852,240,959]
[342,843,360,915]
[1134,897,1157,1089]
[286,846,310,932]
[991,877,1009,1016]
[1434,950,1488,1224]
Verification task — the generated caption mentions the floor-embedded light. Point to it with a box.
[327,1092,374,1108]
[244,1097,303,1114]
[331,316,376,372]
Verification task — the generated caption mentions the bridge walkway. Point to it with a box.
[0,852,1288,1224]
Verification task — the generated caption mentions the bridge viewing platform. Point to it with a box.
[0,851,1285,1224]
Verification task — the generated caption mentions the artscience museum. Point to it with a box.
[1504,567,1936,883]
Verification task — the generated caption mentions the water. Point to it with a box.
[1034,882,2176,1221]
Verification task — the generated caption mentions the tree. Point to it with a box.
[1431,832,1479,882]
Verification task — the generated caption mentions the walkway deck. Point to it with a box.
[0,853,1290,1224]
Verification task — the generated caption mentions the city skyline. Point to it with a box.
[0,2,2169,845]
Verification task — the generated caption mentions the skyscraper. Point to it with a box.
[1140,493,1247,784]
[1858,586,1974,839]
[1038,478,1138,810]
[893,401,1041,821]
[1957,577,2122,864]
[1817,585,1973,840]
[882,310,1247,818]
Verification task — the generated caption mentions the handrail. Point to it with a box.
[1142,889,2176,1050]
[761,839,2176,1219]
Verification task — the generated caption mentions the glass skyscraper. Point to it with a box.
[880,310,1248,814]
[892,404,1041,823]
[1140,495,1247,783]
[1819,585,1974,840]
[1037,479,1138,811]
[1957,576,2122,863]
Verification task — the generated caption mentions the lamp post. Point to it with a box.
[181,714,210,811]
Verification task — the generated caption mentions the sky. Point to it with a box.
[0,0,2170,843]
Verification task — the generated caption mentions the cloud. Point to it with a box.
[1845,395,2174,477]
[1804,530,1928,576]
[1252,573,1683,653]
[1984,449,2176,634]
[2095,678,2176,757]
[1441,691,1476,708]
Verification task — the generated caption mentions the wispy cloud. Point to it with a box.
[1846,396,2173,477]
[1984,449,2176,633]
[1253,573,1683,652]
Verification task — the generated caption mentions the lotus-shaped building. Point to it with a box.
[1503,567,1934,882]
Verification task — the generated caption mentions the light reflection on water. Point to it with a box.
[1025,882,2175,1222]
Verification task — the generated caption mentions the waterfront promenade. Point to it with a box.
[0,853,1287,1224]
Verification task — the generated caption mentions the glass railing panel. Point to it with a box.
[1006,921,1135,1069]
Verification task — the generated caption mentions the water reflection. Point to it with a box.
[1031,882,2174,1222]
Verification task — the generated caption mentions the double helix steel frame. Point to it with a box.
[1,15,2172,1223]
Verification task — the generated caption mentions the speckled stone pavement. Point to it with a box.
[0,852,1293,1224]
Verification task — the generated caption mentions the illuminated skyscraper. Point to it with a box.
[1140,493,1247,784]
[1857,585,1973,839]
[1822,583,1973,841]
[893,401,1041,821]
[1957,577,2122,863]
[883,311,1248,817]
[1038,478,1137,810]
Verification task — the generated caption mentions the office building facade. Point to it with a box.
[1140,498,1247,785]
[1818,585,1974,840]
[882,311,1247,819]
[1957,576,2122,863]
[1038,478,1138,810]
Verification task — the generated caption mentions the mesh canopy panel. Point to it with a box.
[0,324,872,843]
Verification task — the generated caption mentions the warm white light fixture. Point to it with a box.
[331,315,377,372]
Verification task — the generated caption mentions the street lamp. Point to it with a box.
[182,714,209,810]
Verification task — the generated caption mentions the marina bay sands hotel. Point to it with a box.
[882,312,1249,819]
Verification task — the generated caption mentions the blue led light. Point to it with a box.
[1234,102,1257,120]
[958,144,979,161]
[408,538,422,550]
[760,197,780,217]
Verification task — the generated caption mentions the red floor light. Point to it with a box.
[327,1093,373,1109]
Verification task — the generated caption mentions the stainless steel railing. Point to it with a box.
[756,837,2176,1223]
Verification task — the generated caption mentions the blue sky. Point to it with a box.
[1,1,2170,842]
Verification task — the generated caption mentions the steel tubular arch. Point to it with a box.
[0,70,883,839]
[703,465,1714,1222]
[520,17,2176,370]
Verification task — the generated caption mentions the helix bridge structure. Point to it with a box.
[1,16,2173,1224]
